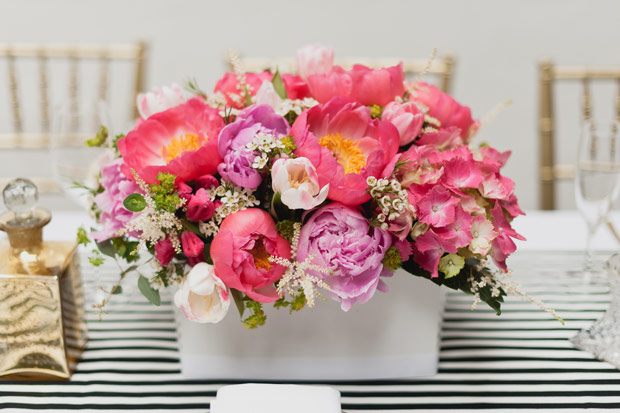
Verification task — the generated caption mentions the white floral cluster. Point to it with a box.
[246,132,286,170]
[120,171,185,253]
[273,97,319,117]
[149,262,184,290]
[198,181,260,237]
[270,222,331,308]
[366,176,414,230]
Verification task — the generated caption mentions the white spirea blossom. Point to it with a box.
[198,181,260,237]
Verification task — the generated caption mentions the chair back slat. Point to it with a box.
[538,60,620,209]
[7,50,23,137]
[38,51,50,133]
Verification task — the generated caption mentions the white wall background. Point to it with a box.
[1,0,620,211]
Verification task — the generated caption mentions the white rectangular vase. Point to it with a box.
[175,269,444,380]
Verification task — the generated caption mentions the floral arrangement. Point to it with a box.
[82,45,535,328]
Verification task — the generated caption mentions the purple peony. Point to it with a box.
[91,158,140,242]
[217,104,290,188]
[297,203,392,311]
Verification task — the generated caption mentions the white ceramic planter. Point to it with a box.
[175,269,444,380]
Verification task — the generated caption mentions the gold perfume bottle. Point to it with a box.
[0,178,87,379]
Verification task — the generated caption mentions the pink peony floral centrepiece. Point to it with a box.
[83,45,553,330]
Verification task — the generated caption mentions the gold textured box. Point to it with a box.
[0,241,87,379]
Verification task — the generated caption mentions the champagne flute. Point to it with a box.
[574,120,620,279]
[50,99,115,210]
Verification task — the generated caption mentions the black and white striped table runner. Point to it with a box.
[2,250,620,412]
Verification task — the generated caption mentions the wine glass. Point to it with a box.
[50,99,115,210]
[574,119,620,280]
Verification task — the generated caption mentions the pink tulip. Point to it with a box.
[271,157,329,210]
[186,188,215,222]
[154,238,175,266]
[296,44,334,81]
[174,262,231,324]
[349,63,405,106]
[382,101,425,146]
[137,83,187,119]
[181,231,204,258]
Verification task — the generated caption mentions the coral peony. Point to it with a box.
[291,97,399,205]
[118,98,224,184]
[210,209,291,303]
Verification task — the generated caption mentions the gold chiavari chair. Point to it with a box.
[538,60,620,210]
[0,41,147,195]
[229,53,455,93]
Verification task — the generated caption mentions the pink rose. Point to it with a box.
[174,262,231,324]
[155,238,175,266]
[349,63,405,106]
[181,231,204,258]
[210,209,291,303]
[382,101,425,146]
[195,174,219,190]
[177,182,193,200]
[296,44,334,81]
[137,83,188,119]
[186,188,215,222]
[271,157,329,210]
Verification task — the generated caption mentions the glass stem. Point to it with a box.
[584,224,596,283]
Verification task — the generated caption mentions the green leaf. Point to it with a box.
[76,227,91,246]
[111,285,123,295]
[86,125,108,147]
[120,265,138,276]
[123,193,146,212]
[95,239,116,258]
[230,289,245,318]
[271,68,288,99]
[439,253,465,279]
[138,275,161,306]
[88,252,104,266]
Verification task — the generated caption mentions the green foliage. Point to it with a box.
[439,253,465,279]
[76,227,91,246]
[150,172,181,213]
[86,125,108,147]
[230,289,246,318]
[401,257,507,315]
[112,237,140,263]
[88,250,104,266]
[280,135,297,156]
[274,291,306,314]
[382,246,402,271]
[123,193,146,212]
[138,274,161,306]
[275,219,296,242]
[242,300,266,329]
[111,285,123,295]
[283,110,299,125]
[112,134,125,156]
[96,239,116,258]
[271,68,288,99]
[370,104,383,119]
[185,77,207,98]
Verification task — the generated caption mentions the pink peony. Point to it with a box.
[213,71,273,109]
[91,158,140,242]
[217,105,290,189]
[382,101,425,146]
[297,203,392,311]
[210,209,291,303]
[137,83,188,119]
[411,82,477,144]
[118,98,224,184]
[291,97,399,205]
[349,63,405,106]
[296,44,334,81]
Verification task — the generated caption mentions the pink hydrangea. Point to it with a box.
[91,158,140,242]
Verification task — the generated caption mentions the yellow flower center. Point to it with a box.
[161,133,202,163]
[318,133,366,175]
[250,237,271,271]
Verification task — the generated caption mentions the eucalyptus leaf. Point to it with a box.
[124,193,146,212]
[111,285,123,295]
[138,275,161,306]
[271,69,288,99]
[95,239,116,258]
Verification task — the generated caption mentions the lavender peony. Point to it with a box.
[217,105,289,188]
[91,158,140,241]
[297,203,392,311]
